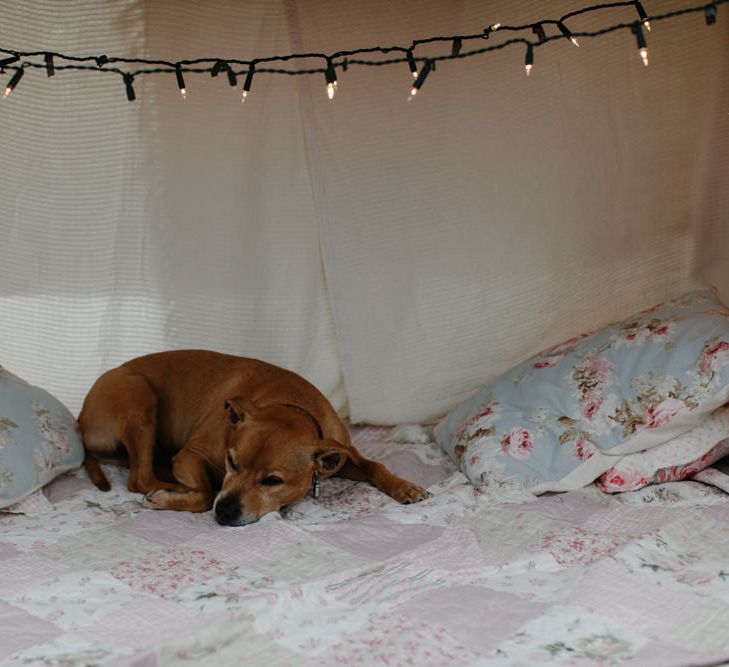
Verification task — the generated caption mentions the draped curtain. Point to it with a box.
[0,0,727,423]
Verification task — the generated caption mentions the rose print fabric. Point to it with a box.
[434,289,729,496]
[2,425,729,666]
[596,404,729,492]
[0,366,84,508]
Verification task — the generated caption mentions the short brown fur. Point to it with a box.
[79,350,428,525]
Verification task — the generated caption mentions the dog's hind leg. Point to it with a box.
[120,405,162,494]
[80,367,182,495]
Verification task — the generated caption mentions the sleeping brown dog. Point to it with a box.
[79,350,428,525]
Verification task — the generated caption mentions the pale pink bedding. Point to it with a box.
[1,426,729,666]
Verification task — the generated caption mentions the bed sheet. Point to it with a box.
[1,426,729,667]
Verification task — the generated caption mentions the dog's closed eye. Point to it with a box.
[261,475,284,486]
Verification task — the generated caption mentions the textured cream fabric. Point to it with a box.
[0,1,726,425]
[292,0,729,423]
[0,1,344,415]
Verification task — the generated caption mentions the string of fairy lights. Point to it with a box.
[0,0,724,103]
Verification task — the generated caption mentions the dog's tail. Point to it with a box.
[83,452,111,492]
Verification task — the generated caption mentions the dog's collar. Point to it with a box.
[281,471,320,519]
[279,404,324,501]
[282,405,323,499]
[281,403,324,440]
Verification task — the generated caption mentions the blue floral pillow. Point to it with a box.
[0,366,84,508]
[433,289,729,497]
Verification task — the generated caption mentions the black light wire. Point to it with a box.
[0,0,723,100]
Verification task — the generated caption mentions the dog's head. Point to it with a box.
[213,397,348,526]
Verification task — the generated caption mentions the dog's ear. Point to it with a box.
[223,397,258,428]
[312,439,350,477]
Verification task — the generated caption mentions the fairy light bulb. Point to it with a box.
[407,59,432,101]
[557,21,579,47]
[525,43,534,76]
[406,50,418,78]
[491,22,502,30]
[3,67,24,98]
[325,60,337,100]
[241,64,255,103]
[633,22,649,66]
[175,66,186,99]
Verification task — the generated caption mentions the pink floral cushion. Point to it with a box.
[597,404,729,492]
[434,288,729,498]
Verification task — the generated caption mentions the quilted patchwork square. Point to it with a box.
[314,515,444,560]
[11,572,139,631]
[8,633,135,666]
[109,546,240,598]
[76,597,201,649]
[396,585,545,653]
[41,527,156,570]
[320,612,480,666]
[116,508,219,546]
[486,605,649,664]
[0,553,69,597]
[0,600,62,659]
[565,558,707,636]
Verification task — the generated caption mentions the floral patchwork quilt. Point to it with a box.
[2,426,729,666]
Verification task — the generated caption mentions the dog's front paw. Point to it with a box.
[390,481,430,505]
[142,489,168,509]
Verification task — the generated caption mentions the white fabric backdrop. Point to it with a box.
[0,0,345,416]
[0,1,727,423]
[293,0,729,423]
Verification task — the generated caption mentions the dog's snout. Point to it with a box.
[214,496,241,525]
